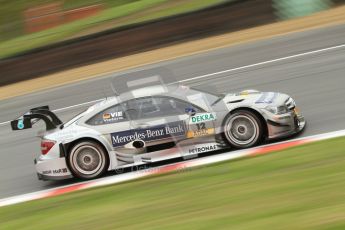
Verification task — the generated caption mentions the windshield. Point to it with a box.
[191,87,223,98]
[190,87,224,105]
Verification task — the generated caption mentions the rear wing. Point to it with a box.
[11,106,62,131]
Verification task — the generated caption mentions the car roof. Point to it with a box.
[118,85,179,100]
[76,84,219,124]
[86,85,181,112]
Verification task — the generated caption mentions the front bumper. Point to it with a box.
[35,157,73,181]
[266,109,306,140]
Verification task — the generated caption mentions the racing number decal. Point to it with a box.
[17,119,24,130]
[194,122,213,137]
[187,122,215,138]
[196,123,206,130]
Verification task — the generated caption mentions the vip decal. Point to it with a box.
[103,111,124,122]
[190,113,216,124]
[111,121,186,147]
[188,144,218,154]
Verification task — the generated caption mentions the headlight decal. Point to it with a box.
[255,92,278,104]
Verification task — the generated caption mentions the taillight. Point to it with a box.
[41,139,56,155]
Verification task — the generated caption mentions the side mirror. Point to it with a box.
[185,107,196,116]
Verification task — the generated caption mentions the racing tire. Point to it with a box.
[223,110,264,149]
[68,141,109,180]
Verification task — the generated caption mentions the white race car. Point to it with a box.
[11,85,305,180]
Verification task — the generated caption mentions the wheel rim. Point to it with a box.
[225,114,259,146]
[71,145,104,175]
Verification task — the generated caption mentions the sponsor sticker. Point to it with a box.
[235,90,260,96]
[53,168,68,174]
[103,111,124,123]
[111,121,186,147]
[188,144,218,155]
[190,113,216,124]
[187,121,215,138]
[187,128,215,138]
[42,168,68,175]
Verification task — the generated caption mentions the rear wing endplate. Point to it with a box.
[11,106,62,131]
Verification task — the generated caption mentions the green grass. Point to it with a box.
[126,0,226,24]
[1,137,345,229]
[0,0,138,41]
[0,0,227,59]
[0,0,166,59]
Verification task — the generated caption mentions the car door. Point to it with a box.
[85,103,135,152]
[122,96,189,147]
[125,96,216,146]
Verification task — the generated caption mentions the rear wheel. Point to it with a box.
[223,110,264,148]
[68,141,109,180]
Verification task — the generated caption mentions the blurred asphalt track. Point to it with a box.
[1,23,345,199]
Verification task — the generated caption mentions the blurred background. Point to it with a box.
[0,0,342,57]
[1,1,345,229]
[0,0,345,86]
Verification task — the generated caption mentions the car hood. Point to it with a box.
[222,90,290,108]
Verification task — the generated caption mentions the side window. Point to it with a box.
[172,98,202,114]
[87,104,127,125]
[126,97,202,120]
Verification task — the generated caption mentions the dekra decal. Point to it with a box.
[190,113,216,124]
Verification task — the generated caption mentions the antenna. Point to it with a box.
[110,78,120,97]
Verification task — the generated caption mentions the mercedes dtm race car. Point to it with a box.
[11,85,305,181]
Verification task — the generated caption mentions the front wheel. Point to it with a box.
[223,110,264,148]
[68,141,109,180]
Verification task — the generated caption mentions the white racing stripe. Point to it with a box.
[1,129,345,207]
[178,43,345,83]
[0,121,10,126]
[52,99,104,112]
[1,43,344,128]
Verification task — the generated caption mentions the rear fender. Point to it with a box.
[62,135,118,171]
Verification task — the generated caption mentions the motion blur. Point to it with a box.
[0,0,345,229]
